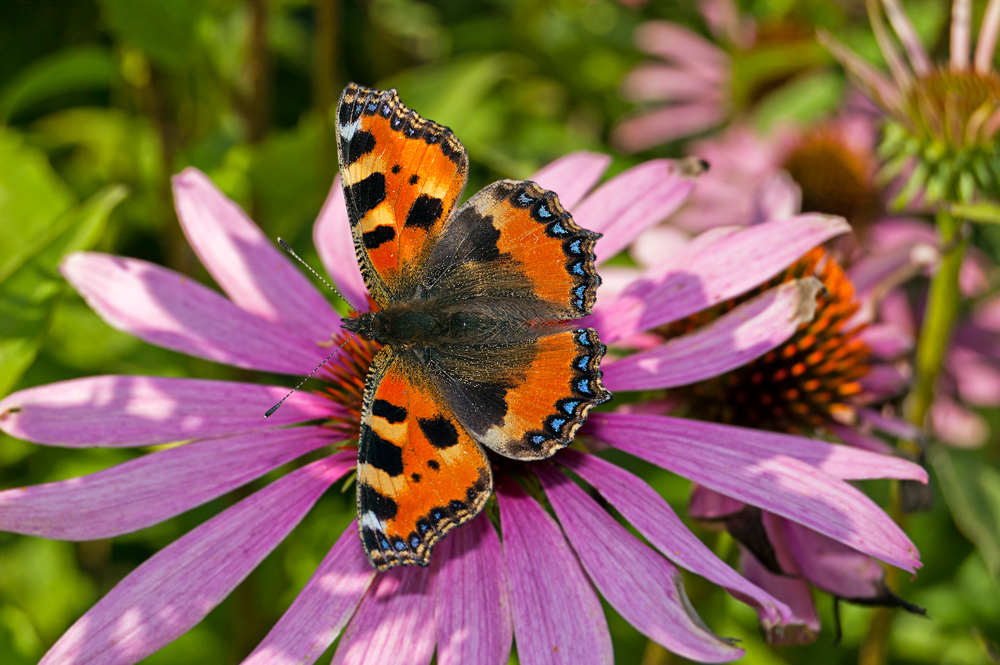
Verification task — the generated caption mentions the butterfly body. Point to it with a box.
[336,83,610,571]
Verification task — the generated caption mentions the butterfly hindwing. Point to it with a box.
[357,347,492,571]
[336,84,470,306]
[427,328,610,460]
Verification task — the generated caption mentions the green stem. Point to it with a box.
[905,208,967,431]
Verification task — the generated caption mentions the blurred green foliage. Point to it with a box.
[1,0,999,664]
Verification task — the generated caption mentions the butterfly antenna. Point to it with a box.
[264,333,360,418]
[277,238,356,312]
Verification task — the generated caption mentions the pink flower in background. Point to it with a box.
[0,155,926,664]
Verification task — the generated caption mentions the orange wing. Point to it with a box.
[427,328,611,460]
[336,83,469,306]
[356,347,492,571]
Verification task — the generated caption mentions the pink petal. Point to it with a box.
[950,349,1000,406]
[975,0,1000,72]
[630,226,691,269]
[573,159,701,262]
[172,169,342,342]
[558,449,791,625]
[860,365,910,397]
[880,0,932,75]
[688,485,746,520]
[612,102,728,153]
[434,514,512,665]
[496,476,613,665]
[829,424,895,455]
[859,323,913,359]
[242,521,375,665]
[587,215,850,343]
[847,243,937,302]
[602,279,820,391]
[0,426,337,540]
[585,413,923,572]
[739,549,819,646]
[535,465,744,662]
[0,376,335,447]
[622,63,724,103]
[951,0,972,70]
[313,176,370,312]
[62,252,325,375]
[930,395,989,448]
[817,30,902,111]
[331,564,436,665]
[41,453,355,665]
[530,152,611,210]
[633,21,730,75]
[779,517,887,600]
[858,408,922,441]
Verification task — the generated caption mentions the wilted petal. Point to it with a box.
[0,427,336,540]
[435,514,512,665]
[558,449,791,625]
[573,159,701,261]
[313,175,370,312]
[62,253,323,375]
[530,152,611,210]
[613,102,728,153]
[585,413,924,572]
[587,216,850,342]
[331,564,436,665]
[172,169,341,342]
[496,476,612,665]
[535,465,743,663]
[739,549,820,646]
[242,521,375,665]
[0,376,335,447]
[41,453,354,665]
[602,279,821,391]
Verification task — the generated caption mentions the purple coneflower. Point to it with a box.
[612,0,825,152]
[0,154,925,664]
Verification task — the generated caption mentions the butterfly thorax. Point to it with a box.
[342,303,520,350]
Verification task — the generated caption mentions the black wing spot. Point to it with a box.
[392,164,402,174]
[343,130,376,166]
[418,415,460,449]
[411,473,422,483]
[372,399,407,423]
[409,174,420,185]
[427,459,440,471]
[362,225,396,250]
[360,427,404,477]
[347,172,387,218]
[359,484,398,521]
[405,194,445,230]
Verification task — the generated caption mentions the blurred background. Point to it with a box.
[1,0,999,663]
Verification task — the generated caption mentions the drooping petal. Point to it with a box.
[0,376,336,447]
[62,252,324,375]
[687,485,746,520]
[818,30,902,112]
[558,450,791,625]
[633,21,730,76]
[930,395,989,448]
[331,564,436,665]
[829,424,895,455]
[587,215,850,343]
[0,426,337,540]
[535,465,744,663]
[778,517,888,600]
[975,0,1000,72]
[585,413,923,572]
[41,453,355,665]
[602,279,820,391]
[612,102,728,153]
[496,476,613,665]
[172,169,342,342]
[313,175,370,312]
[622,63,724,103]
[880,0,932,75]
[572,159,702,261]
[951,0,972,70]
[739,549,820,646]
[530,152,611,210]
[242,521,375,665]
[866,0,914,89]
[434,514,512,665]
[949,348,1000,406]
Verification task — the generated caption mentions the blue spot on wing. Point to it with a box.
[551,418,566,432]
[577,379,591,394]
[563,400,580,414]
[538,205,551,218]
[570,239,582,254]
[578,355,591,370]
[552,222,568,235]
[573,262,585,276]
[532,435,546,445]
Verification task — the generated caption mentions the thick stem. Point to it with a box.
[860,208,967,665]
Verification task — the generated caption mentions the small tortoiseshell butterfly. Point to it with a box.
[336,83,611,571]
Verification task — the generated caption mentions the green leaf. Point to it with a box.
[752,71,845,132]
[0,186,126,396]
[0,46,116,122]
[0,130,75,271]
[931,446,1000,593]
[97,0,201,71]
[948,201,1000,225]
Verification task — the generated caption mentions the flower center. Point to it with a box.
[781,129,881,236]
[316,331,380,438]
[666,248,871,434]
[906,67,1000,147]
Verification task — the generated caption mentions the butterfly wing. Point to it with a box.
[417,179,610,459]
[336,83,469,306]
[357,347,492,571]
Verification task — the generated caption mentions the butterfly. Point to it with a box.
[336,83,611,571]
